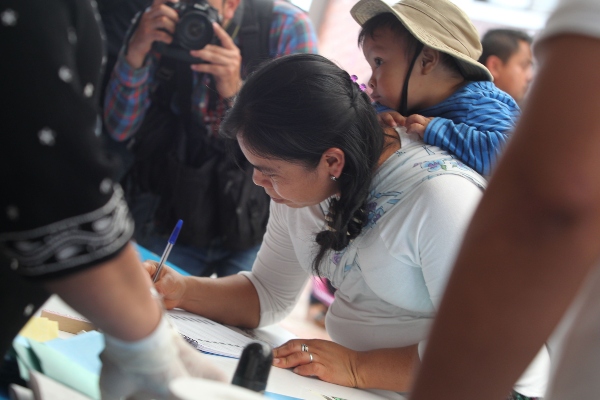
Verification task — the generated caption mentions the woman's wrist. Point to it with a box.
[178,275,194,310]
[354,350,370,389]
[353,346,419,391]
[124,50,147,70]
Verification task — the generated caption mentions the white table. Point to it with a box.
[40,296,406,400]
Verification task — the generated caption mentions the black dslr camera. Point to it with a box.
[154,0,221,63]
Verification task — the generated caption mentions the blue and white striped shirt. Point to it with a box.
[419,81,520,176]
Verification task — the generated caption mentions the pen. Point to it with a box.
[152,219,183,283]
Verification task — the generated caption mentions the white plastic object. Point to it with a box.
[169,377,267,400]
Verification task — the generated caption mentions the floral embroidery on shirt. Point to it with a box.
[344,258,355,272]
[419,160,444,172]
[323,143,487,292]
[415,158,471,173]
[331,249,346,266]
[365,202,384,229]
[329,250,358,278]
[362,191,402,230]
[444,159,471,171]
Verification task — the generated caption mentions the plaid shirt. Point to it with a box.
[104,0,318,141]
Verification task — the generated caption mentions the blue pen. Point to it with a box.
[152,219,183,283]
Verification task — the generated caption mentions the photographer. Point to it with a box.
[103,0,318,277]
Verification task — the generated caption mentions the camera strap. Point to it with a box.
[225,0,244,40]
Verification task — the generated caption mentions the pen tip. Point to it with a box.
[169,220,183,244]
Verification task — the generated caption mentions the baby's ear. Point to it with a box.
[420,47,440,74]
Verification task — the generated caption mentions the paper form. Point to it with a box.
[167,309,282,359]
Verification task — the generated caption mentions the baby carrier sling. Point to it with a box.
[123,0,274,251]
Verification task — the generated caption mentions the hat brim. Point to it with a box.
[350,0,493,81]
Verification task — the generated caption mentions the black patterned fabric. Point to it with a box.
[0,0,135,372]
[0,0,134,279]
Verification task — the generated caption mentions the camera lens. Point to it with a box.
[187,20,204,39]
[176,11,214,50]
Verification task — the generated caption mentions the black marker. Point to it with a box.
[232,341,273,393]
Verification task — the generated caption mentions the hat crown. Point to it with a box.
[390,0,482,60]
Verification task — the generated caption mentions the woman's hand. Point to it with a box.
[272,339,361,388]
[143,261,187,309]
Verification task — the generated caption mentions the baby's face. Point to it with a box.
[362,27,411,111]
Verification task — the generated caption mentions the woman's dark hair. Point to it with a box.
[221,53,385,275]
[358,13,461,78]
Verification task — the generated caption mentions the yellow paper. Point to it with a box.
[19,317,59,342]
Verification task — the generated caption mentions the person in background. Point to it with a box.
[0,0,224,398]
[103,0,318,278]
[354,0,519,178]
[96,0,149,181]
[409,0,600,399]
[479,29,534,105]
[96,0,149,107]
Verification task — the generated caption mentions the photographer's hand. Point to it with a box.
[126,0,179,69]
[190,22,242,99]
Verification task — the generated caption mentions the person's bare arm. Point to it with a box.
[410,34,600,400]
[45,243,161,341]
[180,274,260,328]
[46,243,228,397]
[145,262,261,328]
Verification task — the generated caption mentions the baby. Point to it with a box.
[351,0,520,176]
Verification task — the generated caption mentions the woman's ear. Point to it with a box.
[322,148,345,179]
[420,47,440,75]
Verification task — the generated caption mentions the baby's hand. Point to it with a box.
[405,114,434,138]
[378,111,406,128]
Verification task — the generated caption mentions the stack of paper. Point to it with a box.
[167,309,278,359]
[11,332,102,400]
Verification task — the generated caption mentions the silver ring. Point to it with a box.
[309,353,313,363]
[301,343,308,352]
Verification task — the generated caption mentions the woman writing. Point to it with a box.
[147,53,546,396]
